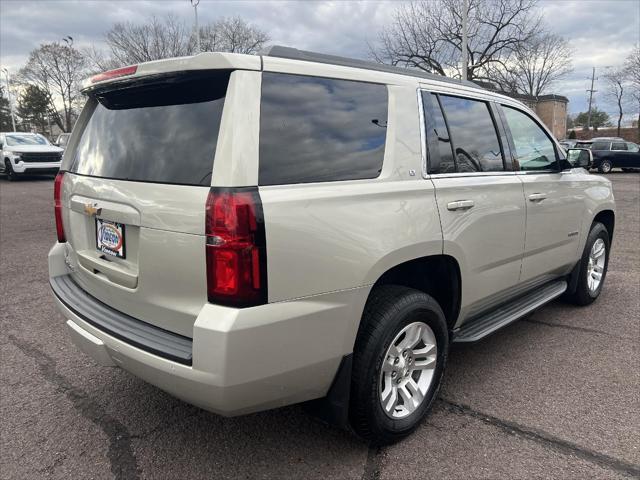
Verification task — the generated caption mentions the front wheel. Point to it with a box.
[4,160,17,181]
[598,160,612,174]
[349,285,448,445]
[566,222,610,306]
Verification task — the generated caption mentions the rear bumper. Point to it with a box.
[48,242,368,416]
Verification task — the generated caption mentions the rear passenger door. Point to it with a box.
[422,92,526,320]
[500,104,584,284]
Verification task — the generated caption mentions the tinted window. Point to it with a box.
[438,95,504,172]
[503,106,557,171]
[422,92,455,174]
[259,73,387,185]
[591,142,610,151]
[71,71,229,186]
[611,142,627,151]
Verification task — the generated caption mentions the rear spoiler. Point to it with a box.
[82,52,261,92]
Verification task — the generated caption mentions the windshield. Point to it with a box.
[5,134,49,146]
[71,71,229,186]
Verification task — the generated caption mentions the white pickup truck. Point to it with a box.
[1,132,63,180]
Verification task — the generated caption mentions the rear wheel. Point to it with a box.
[349,285,448,445]
[4,160,16,181]
[566,222,610,306]
[598,160,612,174]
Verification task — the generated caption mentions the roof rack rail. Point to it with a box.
[260,45,480,89]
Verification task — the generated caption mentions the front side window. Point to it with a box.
[611,142,627,151]
[627,143,639,152]
[503,106,557,171]
[259,73,388,185]
[591,142,610,151]
[438,95,504,172]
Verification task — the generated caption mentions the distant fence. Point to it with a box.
[571,127,639,143]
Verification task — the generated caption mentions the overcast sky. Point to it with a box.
[1,0,639,119]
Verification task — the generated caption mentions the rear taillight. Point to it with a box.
[205,187,267,307]
[90,65,138,83]
[54,172,66,242]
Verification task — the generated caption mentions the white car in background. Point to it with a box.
[1,132,64,181]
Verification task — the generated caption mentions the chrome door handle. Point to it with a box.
[447,200,475,211]
[528,193,547,202]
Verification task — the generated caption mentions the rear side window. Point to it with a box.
[422,92,455,174]
[259,73,388,185]
[71,71,229,186]
[591,142,610,151]
[438,95,504,172]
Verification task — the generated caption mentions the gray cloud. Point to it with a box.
[1,0,638,119]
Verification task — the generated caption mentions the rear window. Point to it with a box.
[71,71,229,186]
[438,95,504,172]
[259,72,388,185]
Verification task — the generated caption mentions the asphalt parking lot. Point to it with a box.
[1,173,638,480]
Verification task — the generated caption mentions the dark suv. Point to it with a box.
[575,140,640,173]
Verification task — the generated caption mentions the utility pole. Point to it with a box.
[461,0,468,81]
[1,68,17,131]
[191,0,201,53]
[586,67,597,130]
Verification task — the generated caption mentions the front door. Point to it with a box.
[500,105,584,284]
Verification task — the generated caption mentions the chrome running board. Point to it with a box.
[453,280,567,343]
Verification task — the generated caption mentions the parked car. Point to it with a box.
[55,133,71,150]
[48,46,615,444]
[1,132,63,180]
[559,139,576,150]
[576,139,640,173]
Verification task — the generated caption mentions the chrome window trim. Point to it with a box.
[429,171,517,179]
[417,88,428,178]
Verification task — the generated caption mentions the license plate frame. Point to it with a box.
[96,218,126,259]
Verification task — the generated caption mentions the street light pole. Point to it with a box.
[2,68,17,131]
[586,67,597,130]
[461,0,468,81]
[191,0,201,53]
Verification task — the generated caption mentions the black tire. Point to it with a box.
[349,285,448,445]
[4,160,16,181]
[566,222,610,306]
[598,160,612,174]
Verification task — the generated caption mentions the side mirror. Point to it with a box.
[566,148,592,168]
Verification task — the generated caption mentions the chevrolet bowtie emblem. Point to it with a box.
[84,203,102,217]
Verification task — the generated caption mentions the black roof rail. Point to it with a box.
[259,45,481,89]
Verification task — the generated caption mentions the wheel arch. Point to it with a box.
[367,255,461,332]
[593,209,615,243]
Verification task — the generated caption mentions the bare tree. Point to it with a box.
[87,14,270,72]
[603,68,627,136]
[20,41,87,132]
[625,45,640,135]
[371,0,542,81]
[104,15,192,66]
[199,16,269,54]
[487,33,573,96]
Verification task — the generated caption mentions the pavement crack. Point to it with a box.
[361,445,383,480]
[523,318,626,339]
[7,334,141,480]
[439,398,640,478]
